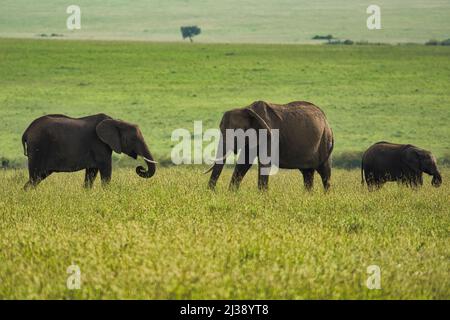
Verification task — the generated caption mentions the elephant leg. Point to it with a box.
[24,170,34,190]
[24,155,51,190]
[412,174,423,188]
[371,178,384,191]
[410,174,422,189]
[208,163,225,190]
[84,168,99,189]
[99,161,112,187]
[24,170,51,190]
[365,171,375,188]
[229,145,257,191]
[402,173,416,188]
[365,172,379,191]
[300,169,315,191]
[371,183,382,191]
[317,160,331,191]
[402,175,411,187]
[24,158,38,190]
[258,162,270,191]
[418,174,423,186]
[229,163,252,191]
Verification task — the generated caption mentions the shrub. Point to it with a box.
[312,34,334,40]
[425,39,440,46]
[327,39,342,45]
[0,157,24,169]
[438,153,450,167]
[440,39,450,46]
[1,157,9,169]
[333,151,364,169]
[325,39,354,45]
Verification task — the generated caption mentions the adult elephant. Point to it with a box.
[22,113,157,189]
[361,141,442,190]
[205,101,334,191]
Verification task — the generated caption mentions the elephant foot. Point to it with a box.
[23,181,35,191]
[228,183,240,192]
[208,182,217,191]
[258,184,269,192]
[101,180,111,188]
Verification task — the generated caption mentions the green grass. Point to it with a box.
[0,38,449,299]
[0,38,449,167]
[1,0,450,44]
[0,168,448,299]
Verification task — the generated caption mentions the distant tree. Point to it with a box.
[425,39,440,46]
[425,39,450,46]
[312,34,334,41]
[180,26,201,42]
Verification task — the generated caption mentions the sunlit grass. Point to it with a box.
[0,167,448,299]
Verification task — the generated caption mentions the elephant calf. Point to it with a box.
[22,113,157,189]
[361,141,442,190]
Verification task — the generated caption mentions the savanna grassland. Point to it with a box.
[0,37,449,299]
[0,38,449,166]
[0,168,449,299]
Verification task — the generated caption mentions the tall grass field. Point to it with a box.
[0,168,449,299]
[0,37,449,299]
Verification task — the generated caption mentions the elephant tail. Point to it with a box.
[361,159,365,185]
[329,134,334,155]
[22,132,28,156]
[322,128,334,162]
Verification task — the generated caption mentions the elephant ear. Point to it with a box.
[402,146,421,173]
[246,101,274,135]
[96,119,122,154]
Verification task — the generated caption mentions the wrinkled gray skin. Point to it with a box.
[22,114,156,189]
[206,101,334,191]
[361,141,442,190]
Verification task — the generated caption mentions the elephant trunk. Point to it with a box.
[431,171,442,187]
[136,145,156,179]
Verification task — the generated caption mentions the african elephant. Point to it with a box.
[22,113,156,189]
[361,142,442,190]
[205,101,334,191]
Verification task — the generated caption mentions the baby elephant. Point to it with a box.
[361,142,442,190]
[22,113,157,189]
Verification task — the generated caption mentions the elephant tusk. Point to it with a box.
[203,152,231,174]
[211,151,231,164]
[203,166,214,174]
[143,157,158,164]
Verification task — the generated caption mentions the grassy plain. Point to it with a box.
[0,168,449,299]
[0,38,449,299]
[0,38,449,167]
